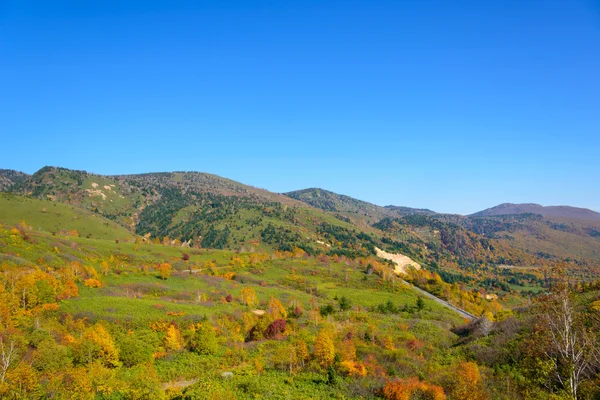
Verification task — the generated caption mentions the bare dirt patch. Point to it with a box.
[375,247,421,275]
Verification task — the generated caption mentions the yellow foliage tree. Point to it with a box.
[268,297,287,319]
[296,339,309,368]
[47,367,93,399]
[340,360,367,377]
[77,324,120,368]
[314,329,335,368]
[339,339,356,362]
[240,287,258,307]
[163,324,183,352]
[5,364,40,398]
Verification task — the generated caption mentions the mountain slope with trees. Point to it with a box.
[3,166,599,308]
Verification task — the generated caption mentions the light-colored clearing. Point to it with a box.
[85,189,107,200]
[375,247,421,275]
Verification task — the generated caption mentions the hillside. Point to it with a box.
[284,188,438,223]
[1,168,599,398]
[383,205,438,217]
[0,168,29,191]
[0,192,134,240]
[471,202,600,221]
[1,203,598,399]
[287,188,600,292]
[284,188,391,224]
[0,219,470,399]
[5,167,379,257]
[463,213,600,263]
[4,166,600,307]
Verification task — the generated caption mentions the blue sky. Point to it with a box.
[1,0,599,214]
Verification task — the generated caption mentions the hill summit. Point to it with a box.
[471,202,600,221]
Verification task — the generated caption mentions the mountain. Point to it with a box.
[287,187,600,281]
[284,188,438,225]
[0,169,30,191]
[284,187,392,224]
[472,203,600,222]
[383,205,438,217]
[5,167,379,257]
[3,166,600,300]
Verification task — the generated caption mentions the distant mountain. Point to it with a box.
[472,203,600,222]
[285,188,439,224]
[284,188,391,223]
[0,169,30,191]
[383,205,438,217]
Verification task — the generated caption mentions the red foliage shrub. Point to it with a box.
[264,319,286,339]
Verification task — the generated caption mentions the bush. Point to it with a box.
[189,324,219,355]
[264,319,286,339]
[84,279,102,288]
[118,334,154,367]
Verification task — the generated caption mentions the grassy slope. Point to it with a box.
[0,193,134,240]
[0,220,465,398]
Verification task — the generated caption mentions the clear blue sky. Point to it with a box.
[1,0,599,214]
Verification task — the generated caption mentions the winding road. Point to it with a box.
[375,248,476,321]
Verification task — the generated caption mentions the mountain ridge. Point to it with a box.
[471,202,600,221]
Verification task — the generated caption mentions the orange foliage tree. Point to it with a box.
[157,263,172,280]
[383,377,446,400]
[84,279,102,288]
[448,362,488,400]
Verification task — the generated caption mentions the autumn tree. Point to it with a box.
[74,323,121,368]
[295,339,309,369]
[268,297,287,319]
[240,287,258,307]
[157,263,172,280]
[448,362,488,400]
[84,278,102,288]
[4,364,41,398]
[60,280,79,299]
[383,377,446,400]
[314,329,335,369]
[163,324,183,352]
[273,342,298,374]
